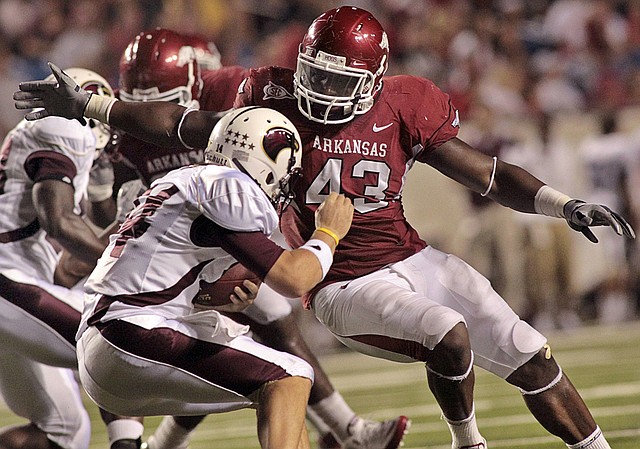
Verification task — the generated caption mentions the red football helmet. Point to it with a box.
[186,34,223,71]
[294,6,389,124]
[119,28,203,108]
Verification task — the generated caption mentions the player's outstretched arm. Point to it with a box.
[14,62,216,149]
[426,137,636,243]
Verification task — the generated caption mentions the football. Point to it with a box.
[192,263,262,308]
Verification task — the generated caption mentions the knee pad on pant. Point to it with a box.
[426,351,474,382]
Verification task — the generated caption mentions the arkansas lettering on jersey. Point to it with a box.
[235,66,460,302]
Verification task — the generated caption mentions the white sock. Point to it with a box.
[306,406,333,437]
[106,419,144,446]
[147,416,192,449]
[309,392,357,443]
[567,427,610,449]
[442,406,485,448]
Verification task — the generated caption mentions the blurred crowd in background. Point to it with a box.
[1,0,639,346]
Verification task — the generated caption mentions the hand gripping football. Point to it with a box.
[192,263,262,308]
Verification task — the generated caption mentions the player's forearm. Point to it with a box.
[99,99,187,148]
[86,96,217,149]
[485,160,546,213]
[46,215,108,265]
[265,231,337,298]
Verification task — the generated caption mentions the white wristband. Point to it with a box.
[84,94,117,123]
[299,238,333,280]
[534,185,572,218]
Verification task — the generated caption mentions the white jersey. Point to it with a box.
[0,117,95,282]
[79,164,280,339]
[579,131,634,211]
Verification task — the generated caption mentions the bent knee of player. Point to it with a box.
[506,346,561,392]
[427,322,473,376]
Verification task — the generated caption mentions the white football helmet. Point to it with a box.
[204,107,302,208]
[47,67,115,151]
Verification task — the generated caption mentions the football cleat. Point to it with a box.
[343,416,410,449]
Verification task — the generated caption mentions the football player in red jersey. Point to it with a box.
[90,28,408,449]
[15,7,635,449]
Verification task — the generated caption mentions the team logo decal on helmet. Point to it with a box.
[205,107,302,208]
[262,81,295,100]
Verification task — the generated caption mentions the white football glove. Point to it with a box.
[563,199,636,243]
[14,62,91,125]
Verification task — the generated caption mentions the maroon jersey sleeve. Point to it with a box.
[190,216,284,279]
[200,66,250,112]
[234,66,296,109]
[24,151,77,184]
[389,75,459,160]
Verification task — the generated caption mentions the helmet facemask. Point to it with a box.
[119,28,203,109]
[295,50,384,124]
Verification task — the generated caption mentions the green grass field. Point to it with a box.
[1,322,639,448]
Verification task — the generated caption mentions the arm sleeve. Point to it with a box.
[398,76,459,161]
[24,151,77,184]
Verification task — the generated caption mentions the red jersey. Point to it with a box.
[234,66,460,302]
[117,66,249,185]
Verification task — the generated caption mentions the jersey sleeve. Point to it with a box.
[23,117,94,184]
[234,66,295,108]
[186,166,279,235]
[395,76,460,160]
[200,66,250,112]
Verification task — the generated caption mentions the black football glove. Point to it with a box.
[13,62,91,125]
[563,199,636,243]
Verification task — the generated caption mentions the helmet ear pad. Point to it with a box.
[293,6,389,124]
[204,107,303,206]
[118,28,203,108]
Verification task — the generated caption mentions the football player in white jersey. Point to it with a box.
[70,106,352,449]
[0,68,147,449]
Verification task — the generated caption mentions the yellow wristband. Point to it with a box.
[316,227,340,246]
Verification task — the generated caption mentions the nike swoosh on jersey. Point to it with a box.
[372,122,393,132]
